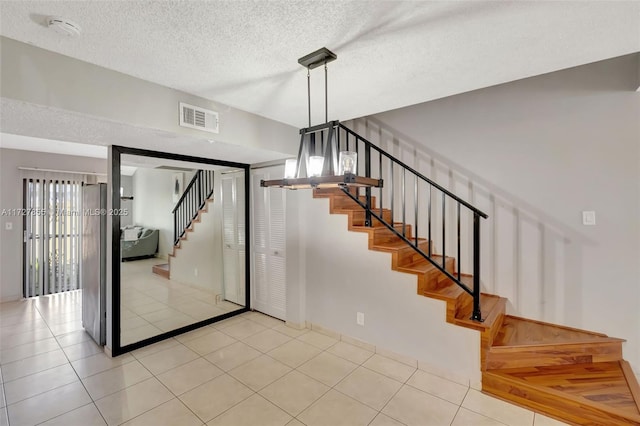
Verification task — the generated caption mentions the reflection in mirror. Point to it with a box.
[119,154,246,346]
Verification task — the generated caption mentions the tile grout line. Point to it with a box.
[36,294,110,426]
[449,386,471,426]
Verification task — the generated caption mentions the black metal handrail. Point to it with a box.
[172,170,215,245]
[301,121,488,321]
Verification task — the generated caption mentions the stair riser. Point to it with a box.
[330,195,377,211]
[371,225,413,245]
[391,241,432,268]
[481,309,507,370]
[417,274,449,296]
[349,210,392,227]
[396,257,455,277]
[486,342,623,370]
[483,372,640,425]
[151,266,170,280]
[313,187,358,198]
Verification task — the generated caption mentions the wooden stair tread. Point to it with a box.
[350,223,408,234]
[483,362,640,423]
[494,315,625,348]
[371,238,428,252]
[422,281,466,301]
[396,255,452,274]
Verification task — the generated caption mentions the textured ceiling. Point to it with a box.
[1,1,639,129]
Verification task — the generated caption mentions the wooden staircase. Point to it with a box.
[314,187,640,425]
[151,198,214,280]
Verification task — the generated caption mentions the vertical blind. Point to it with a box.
[23,179,82,297]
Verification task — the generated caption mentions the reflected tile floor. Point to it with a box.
[0,292,569,426]
[120,258,243,346]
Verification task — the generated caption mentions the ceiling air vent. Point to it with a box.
[179,102,219,134]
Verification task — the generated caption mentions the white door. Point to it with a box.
[251,167,286,320]
[222,172,245,306]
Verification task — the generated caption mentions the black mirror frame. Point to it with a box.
[110,145,251,356]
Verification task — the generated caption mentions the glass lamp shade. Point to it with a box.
[284,159,297,179]
[338,151,357,175]
[308,156,324,177]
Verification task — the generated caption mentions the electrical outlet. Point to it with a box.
[194,268,198,277]
[356,312,365,326]
[582,211,596,226]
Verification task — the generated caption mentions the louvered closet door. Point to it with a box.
[251,167,286,320]
[222,172,246,306]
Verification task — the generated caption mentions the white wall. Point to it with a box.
[296,190,480,382]
[131,168,176,258]
[0,148,106,301]
[346,53,640,373]
[170,170,223,294]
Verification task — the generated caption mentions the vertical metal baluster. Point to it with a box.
[414,175,418,245]
[402,169,406,237]
[442,192,446,269]
[365,142,371,227]
[390,162,394,228]
[457,202,461,280]
[379,152,383,219]
[472,212,482,321]
[197,171,202,209]
[428,185,432,257]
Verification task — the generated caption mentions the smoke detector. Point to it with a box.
[47,17,82,37]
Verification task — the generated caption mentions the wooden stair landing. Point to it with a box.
[483,361,640,425]
[313,187,640,425]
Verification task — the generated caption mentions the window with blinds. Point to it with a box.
[23,179,82,297]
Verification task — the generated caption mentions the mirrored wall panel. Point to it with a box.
[113,148,248,350]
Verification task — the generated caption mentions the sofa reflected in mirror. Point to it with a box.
[121,226,159,260]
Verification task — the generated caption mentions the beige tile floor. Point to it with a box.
[0,291,570,426]
[120,258,243,346]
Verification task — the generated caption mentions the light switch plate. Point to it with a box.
[582,211,596,226]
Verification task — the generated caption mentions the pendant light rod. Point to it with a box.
[298,47,337,127]
[325,62,328,123]
[307,68,311,127]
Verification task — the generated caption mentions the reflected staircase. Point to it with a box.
[152,170,215,280]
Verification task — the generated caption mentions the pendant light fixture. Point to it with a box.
[261,47,382,190]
